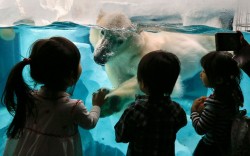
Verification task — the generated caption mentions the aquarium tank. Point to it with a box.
[0,0,250,155]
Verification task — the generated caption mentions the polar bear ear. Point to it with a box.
[97,9,106,23]
[136,27,143,34]
[133,24,143,34]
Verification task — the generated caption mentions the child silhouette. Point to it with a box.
[2,37,108,155]
[191,51,244,156]
[115,50,187,156]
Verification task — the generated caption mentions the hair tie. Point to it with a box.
[23,58,31,64]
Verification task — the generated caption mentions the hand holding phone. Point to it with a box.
[230,31,250,77]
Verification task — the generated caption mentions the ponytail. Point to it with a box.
[214,75,244,108]
[1,59,34,138]
[231,80,244,108]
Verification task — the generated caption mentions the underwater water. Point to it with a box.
[0,22,250,156]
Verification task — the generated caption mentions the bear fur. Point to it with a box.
[89,11,215,117]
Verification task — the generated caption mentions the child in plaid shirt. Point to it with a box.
[114,50,187,156]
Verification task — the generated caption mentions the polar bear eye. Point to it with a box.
[117,39,124,45]
[101,30,105,35]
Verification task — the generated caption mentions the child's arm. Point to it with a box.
[72,88,108,129]
[114,104,136,143]
[191,97,217,135]
[174,102,187,132]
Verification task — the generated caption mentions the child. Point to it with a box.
[2,37,107,156]
[114,50,187,156]
[191,51,244,156]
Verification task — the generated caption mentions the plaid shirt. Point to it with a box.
[114,95,187,156]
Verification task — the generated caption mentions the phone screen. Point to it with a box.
[215,33,241,51]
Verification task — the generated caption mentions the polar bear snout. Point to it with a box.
[94,55,108,65]
[93,48,108,65]
[93,39,110,65]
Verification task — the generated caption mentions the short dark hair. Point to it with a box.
[137,50,180,95]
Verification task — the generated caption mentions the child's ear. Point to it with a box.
[67,74,77,86]
[139,80,149,94]
[139,80,147,89]
[66,78,74,86]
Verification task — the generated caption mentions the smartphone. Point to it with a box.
[215,32,241,51]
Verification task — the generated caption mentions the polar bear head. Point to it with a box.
[89,11,141,65]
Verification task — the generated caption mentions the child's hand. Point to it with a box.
[191,96,206,113]
[236,31,249,48]
[92,88,109,107]
[197,102,205,114]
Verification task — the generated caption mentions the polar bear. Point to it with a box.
[89,11,216,117]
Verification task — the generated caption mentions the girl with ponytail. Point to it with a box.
[2,37,108,155]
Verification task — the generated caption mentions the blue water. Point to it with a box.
[0,22,250,156]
